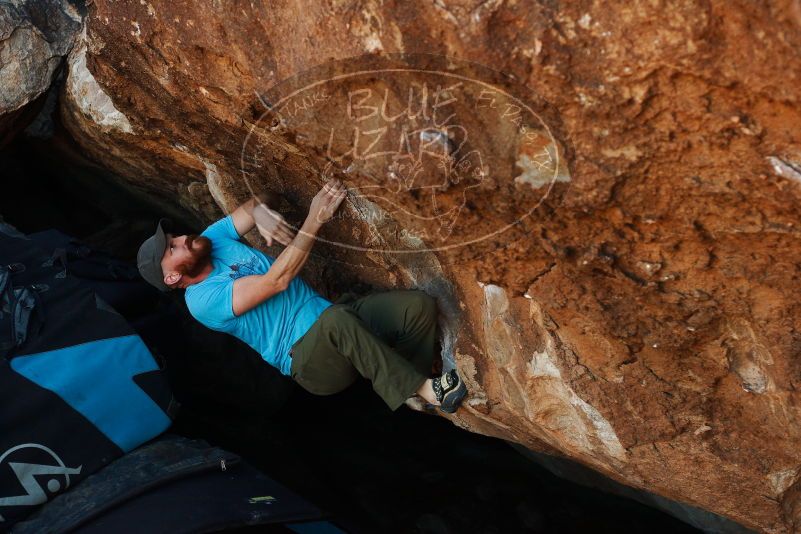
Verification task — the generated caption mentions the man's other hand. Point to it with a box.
[309,179,347,225]
[254,204,296,246]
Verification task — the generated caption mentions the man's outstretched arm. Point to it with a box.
[231,179,347,317]
[230,191,296,245]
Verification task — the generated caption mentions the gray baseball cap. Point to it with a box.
[137,218,172,291]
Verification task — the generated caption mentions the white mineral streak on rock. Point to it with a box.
[768,156,801,184]
[769,467,800,496]
[199,157,242,215]
[482,284,627,465]
[482,284,515,367]
[347,190,461,369]
[514,141,571,190]
[466,396,488,408]
[66,33,133,133]
[350,7,384,53]
[601,145,641,160]
[528,351,561,378]
[362,33,383,53]
[202,159,224,204]
[574,397,626,460]
[431,0,459,26]
[724,318,775,394]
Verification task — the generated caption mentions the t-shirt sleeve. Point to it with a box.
[201,215,240,242]
[186,278,236,330]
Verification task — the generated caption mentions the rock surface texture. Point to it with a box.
[55,1,801,532]
[0,0,83,146]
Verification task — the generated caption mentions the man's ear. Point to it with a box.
[164,271,182,286]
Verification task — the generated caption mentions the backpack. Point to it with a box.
[0,223,175,528]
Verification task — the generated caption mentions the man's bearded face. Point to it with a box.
[176,234,212,278]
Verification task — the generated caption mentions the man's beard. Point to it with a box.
[180,235,212,278]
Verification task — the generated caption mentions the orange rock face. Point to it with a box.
[59,1,801,531]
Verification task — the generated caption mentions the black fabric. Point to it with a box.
[10,286,42,349]
[0,240,52,357]
[0,267,17,352]
[12,436,326,534]
[0,229,174,528]
[0,230,131,358]
[74,460,326,534]
[133,370,178,420]
[28,230,158,319]
[0,363,123,526]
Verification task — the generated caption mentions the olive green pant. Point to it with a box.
[289,290,438,411]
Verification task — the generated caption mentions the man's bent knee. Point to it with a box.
[409,290,438,319]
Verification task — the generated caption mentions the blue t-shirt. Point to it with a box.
[184,216,331,376]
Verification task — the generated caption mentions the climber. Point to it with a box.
[136,179,467,413]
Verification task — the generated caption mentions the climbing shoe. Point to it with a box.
[432,369,467,413]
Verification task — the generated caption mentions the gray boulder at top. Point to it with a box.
[0,0,83,146]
